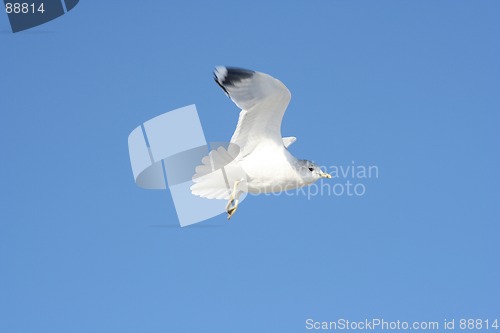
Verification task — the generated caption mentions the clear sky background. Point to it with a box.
[1,1,499,332]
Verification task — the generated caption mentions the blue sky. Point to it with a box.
[1,1,499,332]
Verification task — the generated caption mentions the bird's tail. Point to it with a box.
[190,144,247,200]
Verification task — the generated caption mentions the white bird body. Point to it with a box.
[238,142,306,194]
[190,66,331,218]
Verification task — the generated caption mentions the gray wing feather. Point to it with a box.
[214,66,292,157]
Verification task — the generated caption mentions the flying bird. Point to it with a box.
[191,66,331,219]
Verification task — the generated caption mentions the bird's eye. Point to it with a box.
[308,167,314,172]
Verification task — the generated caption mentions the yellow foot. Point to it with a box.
[225,179,243,220]
[226,199,239,220]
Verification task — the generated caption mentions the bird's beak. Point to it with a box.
[320,171,332,179]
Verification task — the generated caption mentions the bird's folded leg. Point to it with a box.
[226,198,239,220]
[226,179,243,220]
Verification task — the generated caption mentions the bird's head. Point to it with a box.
[297,160,331,184]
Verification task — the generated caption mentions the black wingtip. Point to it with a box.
[213,66,255,95]
[214,74,229,95]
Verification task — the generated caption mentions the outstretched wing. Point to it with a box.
[282,136,296,148]
[214,66,292,157]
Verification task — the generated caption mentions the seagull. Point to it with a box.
[191,66,331,219]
